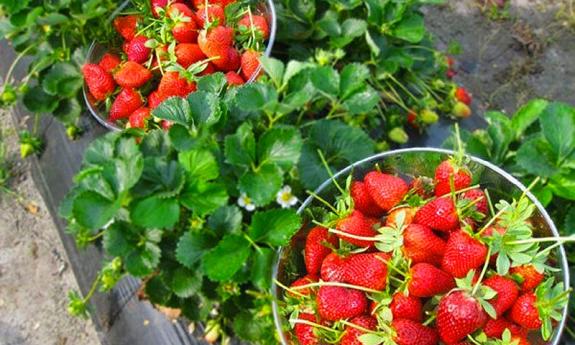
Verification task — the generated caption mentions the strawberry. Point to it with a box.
[294,313,319,345]
[82,64,115,101]
[434,160,472,197]
[437,290,488,344]
[191,0,235,9]
[392,319,439,345]
[199,62,216,76]
[238,14,270,39]
[511,336,531,345]
[304,226,338,276]
[510,265,544,291]
[390,292,423,322]
[320,253,347,282]
[364,171,409,211]
[343,252,389,290]
[289,274,317,297]
[195,4,225,27]
[175,43,206,68]
[350,180,384,217]
[510,293,541,329]
[455,87,472,105]
[98,53,121,73]
[151,0,168,17]
[460,188,488,215]
[409,176,434,198]
[341,315,377,345]
[109,88,143,122]
[214,46,240,71]
[161,120,173,130]
[167,3,195,19]
[113,15,138,41]
[414,197,459,232]
[126,36,151,64]
[483,275,519,317]
[484,318,517,338]
[128,107,151,129]
[198,26,234,62]
[157,71,197,99]
[148,90,162,109]
[453,102,472,118]
[403,224,446,265]
[335,210,379,247]
[316,285,367,321]
[113,61,152,88]
[225,71,244,86]
[240,49,262,81]
[441,230,487,278]
[386,207,416,228]
[172,21,198,43]
[447,69,457,79]
[407,109,418,128]
[408,263,455,298]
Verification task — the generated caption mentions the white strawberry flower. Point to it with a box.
[237,193,256,212]
[276,185,298,208]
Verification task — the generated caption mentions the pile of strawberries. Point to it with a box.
[280,155,569,345]
[82,0,270,129]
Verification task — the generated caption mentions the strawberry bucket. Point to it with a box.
[272,148,570,345]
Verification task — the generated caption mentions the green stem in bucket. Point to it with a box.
[326,227,378,242]
[509,235,575,245]
[290,319,338,333]
[289,281,382,295]
[273,279,307,298]
[472,246,492,296]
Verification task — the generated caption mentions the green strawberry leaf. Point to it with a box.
[357,333,385,345]
[180,180,228,216]
[310,66,340,97]
[342,85,380,114]
[72,191,120,230]
[42,62,82,97]
[238,163,283,206]
[248,208,302,246]
[339,63,370,100]
[516,137,558,178]
[125,240,162,277]
[259,57,285,89]
[130,196,180,229]
[225,123,256,167]
[132,158,186,199]
[140,130,172,157]
[166,266,202,298]
[197,72,226,93]
[257,126,303,171]
[152,96,192,126]
[179,148,219,180]
[22,86,60,113]
[207,205,243,236]
[250,248,276,290]
[548,173,575,200]
[186,91,222,127]
[539,102,575,162]
[331,18,367,48]
[393,13,425,43]
[175,231,216,268]
[511,99,549,140]
[202,234,251,281]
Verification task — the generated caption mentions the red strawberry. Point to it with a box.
[151,0,168,17]
[341,315,377,345]
[167,3,195,18]
[304,226,338,276]
[225,71,244,86]
[316,285,367,321]
[148,90,162,109]
[99,53,121,73]
[191,0,235,9]
[320,253,346,282]
[109,88,143,122]
[437,291,488,344]
[128,107,151,129]
[199,62,216,76]
[172,21,198,43]
[455,87,472,105]
[213,46,240,71]
[447,69,457,79]
[158,71,197,99]
[240,49,262,81]
[390,292,423,322]
[484,318,515,338]
[460,188,488,215]
[510,293,541,329]
[364,171,409,211]
[414,197,459,232]
[238,14,270,39]
[403,224,446,265]
[510,265,544,291]
[453,102,472,118]
[483,275,519,317]
[407,109,418,128]
[392,319,439,345]
[343,253,389,290]
[126,36,151,64]
[198,26,234,62]
[350,181,384,217]
[335,210,379,247]
[195,4,225,27]
[294,313,319,345]
[441,230,488,278]
[113,61,152,88]
[511,336,531,345]
[408,263,455,298]
[175,43,206,68]
[434,160,472,197]
[386,207,416,228]
[289,274,317,297]
[113,15,138,41]
[82,64,115,101]
[409,176,434,198]
[161,120,173,130]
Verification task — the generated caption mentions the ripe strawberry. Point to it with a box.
[455,87,472,105]
[113,61,152,88]
[175,43,206,68]
[113,15,138,41]
[408,263,455,298]
[453,101,472,118]
[167,3,195,18]
[335,210,379,247]
[225,71,244,86]
[390,292,423,322]
[403,224,446,265]
[126,36,151,64]
[407,109,418,128]
[199,62,216,76]
[289,274,317,297]
[82,64,115,101]
[161,120,173,130]
[191,0,235,9]
[341,315,377,345]
[392,319,439,345]
[364,171,409,211]
[344,252,389,290]
[198,26,234,61]
[172,21,198,43]
[434,159,472,197]
[483,275,519,317]
[460,188,488,215]
[484,317,515,338]
[214,46,240,71]
[510,293,541,329]
[98,53,121,73]
[304,226,338,276]
[240,49,262,81]
[447,69,457,79]
[316,285,367,321]
[510,265,544,291]
[151,0,168,17]
[437,291,488,344]
[441,230,488,278]
[148,90,162,109]
[157,71,197,99]
[238,14,270,39]
[350,180,384,217]
[386,207,416,228]
[128,107,151,129]
[109,88,143,122]
[195,4,225,27]
[320,253,346,282]
[294,313,319,345]
[414,197,459,232]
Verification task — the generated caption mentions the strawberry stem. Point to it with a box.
[290,319,338,333]
[327,227,378,242]
[422,313,436,326]
[472,246,492,296]
[466,335,482,345]
[289,281,382,294]
[509,235,575,245]
[375,255,408,277]
[317,149,346,196]
[484,188,495,217]
[340,319,391,334]
[273,279,307,298]
[308,193,339,214]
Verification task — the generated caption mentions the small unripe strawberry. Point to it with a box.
[420,109,439,124]
[388,127,409,144]
[453,101,471,118]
